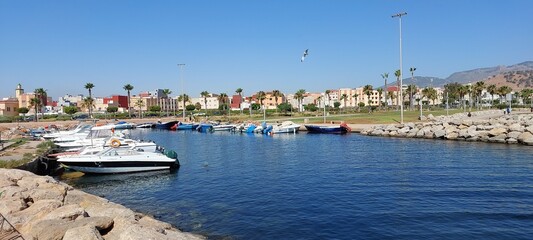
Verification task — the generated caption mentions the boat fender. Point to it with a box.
[110,139,121,148]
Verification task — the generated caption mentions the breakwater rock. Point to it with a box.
[360,111,533,145]
[0,168,205,240]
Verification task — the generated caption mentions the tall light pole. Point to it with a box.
[177,64,186,120]
[392,12,407,124]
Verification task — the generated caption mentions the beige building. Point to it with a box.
[338,87,381,107]
[0,98,19,117]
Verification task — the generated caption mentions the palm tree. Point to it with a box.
[381,73,389,108]
[486,84,497,107]
[235,88,243,114]
[352,93,359,112]
[457,85,469,111]
[201,91,210,115]
[339,94,348,113]
[325,90,331,107]
[376,88,383,109]
[29,97,41,122]
[294,89,306,112]
[363,85,373,112]
[473,81,485,109]
[272,90,282,113]
[498,86,512,104]
[257,91,266,114]
[178,94,190,118]
[31,88,47,122]
[123,84,134,118]
[134,98,144,118]
[84,83,95,117]
[216,93,228,110]
[394,70,401,108]
[388,91,395,109]
[162,89,173,117]
[406,84,417,111]
[409,67,417,110]
[81,97,95,115]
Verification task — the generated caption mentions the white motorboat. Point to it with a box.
[212,124,237,131]
[49,124,94,143]
[58,147,180,174]
[55,125,127,149]
[271,121,301,134]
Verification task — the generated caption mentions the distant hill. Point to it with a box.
[384,61,533,90]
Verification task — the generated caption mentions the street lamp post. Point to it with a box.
[177,64,186,120]
[392,12,407,124]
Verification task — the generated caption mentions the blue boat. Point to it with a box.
[196,124,214,133]
[245,124,256,133]
[304,123,351,134]
[176,122,200,130]
[155,121,180,130]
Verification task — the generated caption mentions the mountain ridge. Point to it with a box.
[384,61,533,90]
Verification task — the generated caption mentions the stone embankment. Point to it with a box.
[0,168,205,240]
[360,110,533,145]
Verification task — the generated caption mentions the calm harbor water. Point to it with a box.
[63,129,533,240]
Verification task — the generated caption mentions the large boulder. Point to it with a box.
[446,132,459,140]
[42,204,88,221]
[63,225,104,240]
[488,134,507,143]
[0,169,34,182]
[8,199,63,229]
[518,132,533,145]
[434,129,446,138]
[488,128,508,137]
[26,217,113,240]
[509,123,523,132]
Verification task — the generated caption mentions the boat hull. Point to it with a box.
[304,125,349,134]
[155,121,180,130]
[59,160,179,174]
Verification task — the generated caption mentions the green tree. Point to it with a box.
[352,93,359,112]
[64,106,78,115]
[195,102,202,111]
[406,84,417,111]
[304,103,318,112]
[235,88,243,114]
[334,101,341,109]
[376,88,383,109]
[486,84,497,107]
[84,83,95,117]
[294,89,306,112]
[497,85,512,104]
[161,89,173,116]
[394,70,401,107]
[186,104,196,111]
[123,84,134,118]
[106,106,118,118]
[201,91,210,116]
[134,99,144,118]
[473,81,486,109]
[381,73,389,108]
[340,93,348,113]
[272,90,282,113]
[217,93,228,112]
[256,91,266,115]
[81,97,95,114]
[325,90,331,107]
[178,94,190,118]
[363,85,374,112]
[17,107,30,120]
[148,105,161,113]
[277,102,292,114]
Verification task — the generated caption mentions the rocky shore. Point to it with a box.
[0,168,205,240]
[360,110,533,145]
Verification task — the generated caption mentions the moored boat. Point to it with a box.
[155,121,180,130]
[304,123,351,134]
[58,147,180,174]
[271,121,301,134]
[196,124,214,133]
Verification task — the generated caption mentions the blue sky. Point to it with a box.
[1,0,532,99]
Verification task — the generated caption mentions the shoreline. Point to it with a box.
[0,168,206,239]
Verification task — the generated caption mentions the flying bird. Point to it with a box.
[301,49,309,62]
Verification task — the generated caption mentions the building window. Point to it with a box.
[6,107,10,111]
